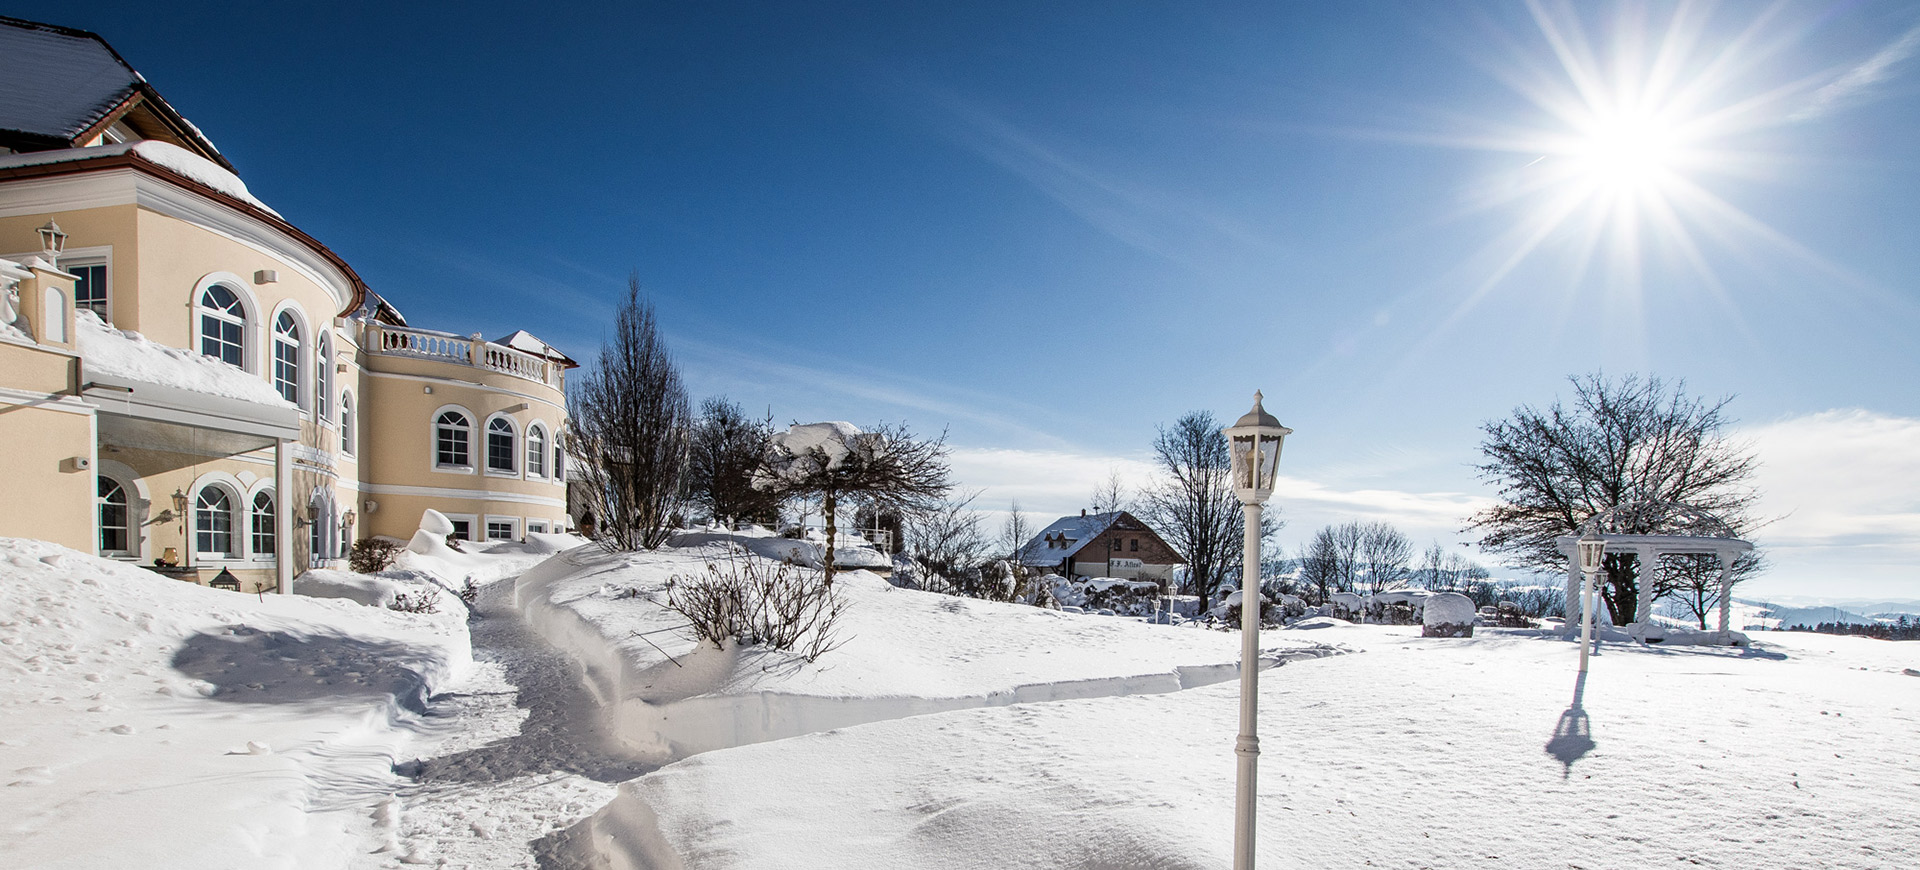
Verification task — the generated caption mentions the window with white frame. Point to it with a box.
[435,411,472,468]
[447,517,474,542]
[251,491,276,556]
[199,285,247,366]
[526,424,547,478]
[341,392,356,454]
[486,417,516,474]
[69,261,107,318]
[315,332,332,422]
[195,485,236,557]
[485,517,519,541]
[526,520,549,535]
[272,311,302,404]
[98,476,131,555]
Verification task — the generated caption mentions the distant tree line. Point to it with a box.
[1786,618,1920,641]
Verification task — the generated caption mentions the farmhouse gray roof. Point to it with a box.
[1016,511,1126,566]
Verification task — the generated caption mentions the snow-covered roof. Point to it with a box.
[1017,511,1126,566]
[0,16,229,167]
[0,141,280,218]
[76,310,293,408]
[493,329,578,367]
[0,17,139,146]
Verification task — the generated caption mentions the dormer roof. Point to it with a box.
[0,15,230,170]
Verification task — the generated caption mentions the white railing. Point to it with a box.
[366,323,564,389]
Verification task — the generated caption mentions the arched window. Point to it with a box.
[98,477,130,555]
[315,332,332,421]
[272,311,302,403]
[251,491,276,556]
[195,486,235,557]
[199,285,246,366]
[526,424,548,478]
[435,411,471,468]
[341,392,356,454]
[487,417,517,473]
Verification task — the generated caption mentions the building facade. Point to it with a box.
[1017,510,1185,582]
[0,16,574,593]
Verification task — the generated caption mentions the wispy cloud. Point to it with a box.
[674,338,1074,449]
[924,93,1275,268]
[1792,23,1920,121]
[1740,410,1920,596]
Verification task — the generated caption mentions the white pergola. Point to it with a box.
[1555,532,1754,645]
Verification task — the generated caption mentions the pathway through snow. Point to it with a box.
[356,578,654,870]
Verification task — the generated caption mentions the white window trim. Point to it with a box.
[315,330,334,428]
[268,300,311,415]
[526,520,550,535]
[442,513,479,543]
[484,413,520,478]
[95,458,149,562]
[525,418,551,480]
[189,473,246,562]
[96,470,139,559]
[340,389,357,457]
[483,515,521,542]
[245,483,278,562]
[191,272,263,375]
[431,403,478,475]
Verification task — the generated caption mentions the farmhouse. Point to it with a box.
[1017,510,1184,584]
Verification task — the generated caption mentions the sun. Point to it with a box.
[1565,106,1683,194]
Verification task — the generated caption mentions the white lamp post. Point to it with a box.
[1577,530,1605,672]
[1223,391,1291,870]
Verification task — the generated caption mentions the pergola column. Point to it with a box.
[1564,551,1582,636]
[1716,550,1735,635]
[1633,545,1658,629]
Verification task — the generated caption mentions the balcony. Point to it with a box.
[364,322,566,390]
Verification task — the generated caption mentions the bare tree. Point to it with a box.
[1137,411,1277,615]
[1089,470,1131,515]
[1468,373,1763,624]
[1000,500,1041,604]
[1663,551,1766,629]
[907,491,994,596]
[687,397,780,525]
[756,422,953,586]
[568,277,691,550]
[1298,534,1341,605]
[1358,521,1414,593]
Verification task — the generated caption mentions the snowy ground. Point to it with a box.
[576,621,1920,869]
[0,538,469,869]
[514,531,1338,763]
[8,529,1918,870]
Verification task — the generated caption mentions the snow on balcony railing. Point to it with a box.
[366,322,564,389]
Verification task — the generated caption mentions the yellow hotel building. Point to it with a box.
[0,16,575,593]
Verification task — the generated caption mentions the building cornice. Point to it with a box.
[0,149,365,316]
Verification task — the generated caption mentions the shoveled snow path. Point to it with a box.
[365,578,654,870]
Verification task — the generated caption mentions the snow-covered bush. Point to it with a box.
[1422,592,1476,637]
[665,555,847,661]
[388,589,440,615]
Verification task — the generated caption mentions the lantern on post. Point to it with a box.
[1221,391,1291,870]
[37,220,67,260]
[1577,530,1606,672]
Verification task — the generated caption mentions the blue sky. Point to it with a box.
[30,1,1920,599]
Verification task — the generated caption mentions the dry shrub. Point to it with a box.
[665,554,846,662]
[388,589,440,614]
[351,538,404,574]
